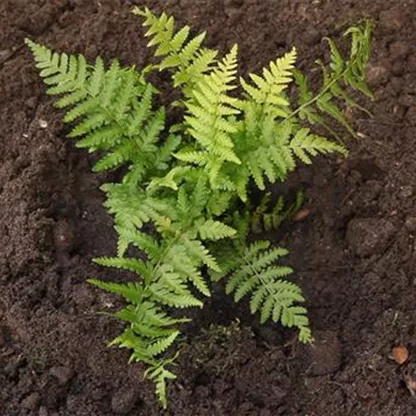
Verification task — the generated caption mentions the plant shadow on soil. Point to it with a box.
[1,0,416,415]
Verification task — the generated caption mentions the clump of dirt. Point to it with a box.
[1,1,416,415]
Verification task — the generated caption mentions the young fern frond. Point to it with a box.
[290,20,372,136]
[240,47,296,118]
[134,7,217,95]
[145,362,177,409]
[179,45,242,187]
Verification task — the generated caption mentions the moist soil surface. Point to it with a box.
[1,1,416,415]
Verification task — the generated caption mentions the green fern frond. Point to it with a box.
[198,219,237,241]
[236,118,292,191]
[134,7,217,94]
[26,39,88,95]
[289,20,372,137]
[150,281,203,308]
[220,240,312,343]
[145,363,177,409]
[183,45,241,178]
[114,305,189,332]
[88,279,144,304]
[115,227,160,258]
[162,244,211,296]
[290,127,347,164]
[26,39,171,178]
[93,257,151,279]
[145,331,180,357]
[102,182,173,233]
[182,239,220,272]
[240,47,296,117]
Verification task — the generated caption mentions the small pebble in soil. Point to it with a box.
[366,64,389,88]
[399,185,413,199]
[346,218,397,257]
[391,345,409,365]
[50,366,74,386]
[111,386,141,415]
[21,392,41,410]
[38,119,48,129]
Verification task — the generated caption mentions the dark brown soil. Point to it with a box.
[1,0,416,415]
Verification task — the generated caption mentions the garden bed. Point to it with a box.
[1,0,416,415]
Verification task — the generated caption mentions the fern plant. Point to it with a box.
[26,8,372,408]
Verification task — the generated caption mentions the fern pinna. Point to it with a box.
[26,8,371,408]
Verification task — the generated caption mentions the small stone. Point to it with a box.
[21,392,41,410]
[389,41,410,60]
[366,64,389,88]
[347,218,396,257]
[38,119,48,129]
[399,185,413,199]
[111,387,141,415]
[50,366,74,386]
[303,331,342,376]
[392,345,409,365]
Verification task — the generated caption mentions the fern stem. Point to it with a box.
[240,251,274,302]
[285,58,360,123]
